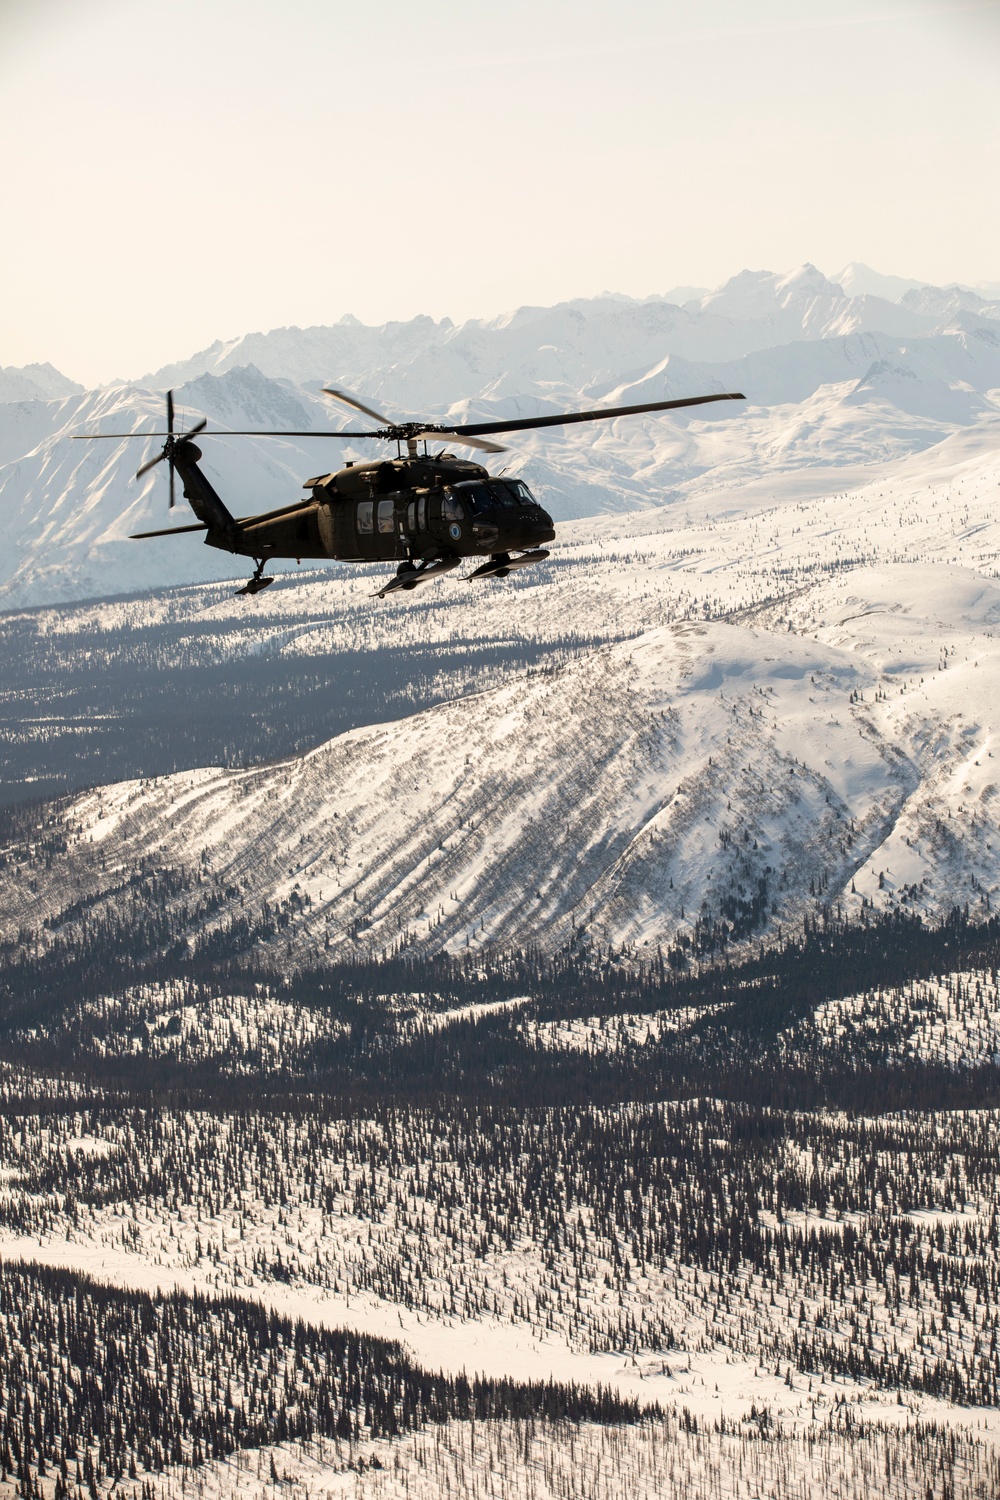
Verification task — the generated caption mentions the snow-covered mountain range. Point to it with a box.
[3,262,1000,608]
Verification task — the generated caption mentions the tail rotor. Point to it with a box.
[135,390,207,508]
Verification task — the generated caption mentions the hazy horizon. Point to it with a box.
[3,0,999,385]
[11,257,1000,392]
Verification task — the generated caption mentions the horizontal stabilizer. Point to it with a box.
[130,522,209,539]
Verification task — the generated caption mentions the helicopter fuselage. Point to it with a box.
[104,384,744,598]
[176,444,555,568]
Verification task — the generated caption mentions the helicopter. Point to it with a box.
[75,386,745,599]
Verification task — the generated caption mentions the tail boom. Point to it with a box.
[171,441,244,553]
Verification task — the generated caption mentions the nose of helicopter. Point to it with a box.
[530,505,556,536]
[517,506,556,543]
[471,504,555,550]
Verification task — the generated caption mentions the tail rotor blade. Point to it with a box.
[169,459,176,509]
[166,390,174,436]
[181,416,207,441]
[136,450,166,480]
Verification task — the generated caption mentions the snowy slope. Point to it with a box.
[93,1414,1000,1500]
[804,967,1000,1070]
[8,553,1000,961]
[833,263,926,303]
[7,398,1000,957]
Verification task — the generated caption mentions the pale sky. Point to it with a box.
[2,0,998,386]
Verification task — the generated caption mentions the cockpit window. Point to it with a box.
[450,482,489,513]
[442,491,466,522]
[506,479,537,505]
[486,480,519,509]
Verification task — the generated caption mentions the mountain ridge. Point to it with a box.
[3,259,1000,608]
[139,267,954,394]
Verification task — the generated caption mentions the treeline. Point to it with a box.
[7,924,1000,1118]
[4,897,999,1032]
[0,1259,647,1500]
[19,893,1000,1009]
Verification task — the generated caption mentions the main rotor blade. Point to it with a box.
[135,449,167,480]
[321,387,393,426]
[166,389,175,435]
[192,429,380,438]
[75,405,208,445]
[74,429,380,439]
[452,391,746,438]
[74,393,746,445]
[74,415,207,445]
[413,429,507,455]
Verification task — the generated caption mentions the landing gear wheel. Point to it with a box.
[236,558,275,597]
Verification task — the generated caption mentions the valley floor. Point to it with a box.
[2,960,1000,1500]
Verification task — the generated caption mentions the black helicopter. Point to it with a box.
[76,386,745,598]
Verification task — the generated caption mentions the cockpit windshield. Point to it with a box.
[486,481,518,509]
[504,480,538,506]
[450,480,539,512]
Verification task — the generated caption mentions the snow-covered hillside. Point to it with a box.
[4,264,1000,607]
[6,555,1000,962]
[132,1420,999,1500]
[5,1024,1000,1451]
